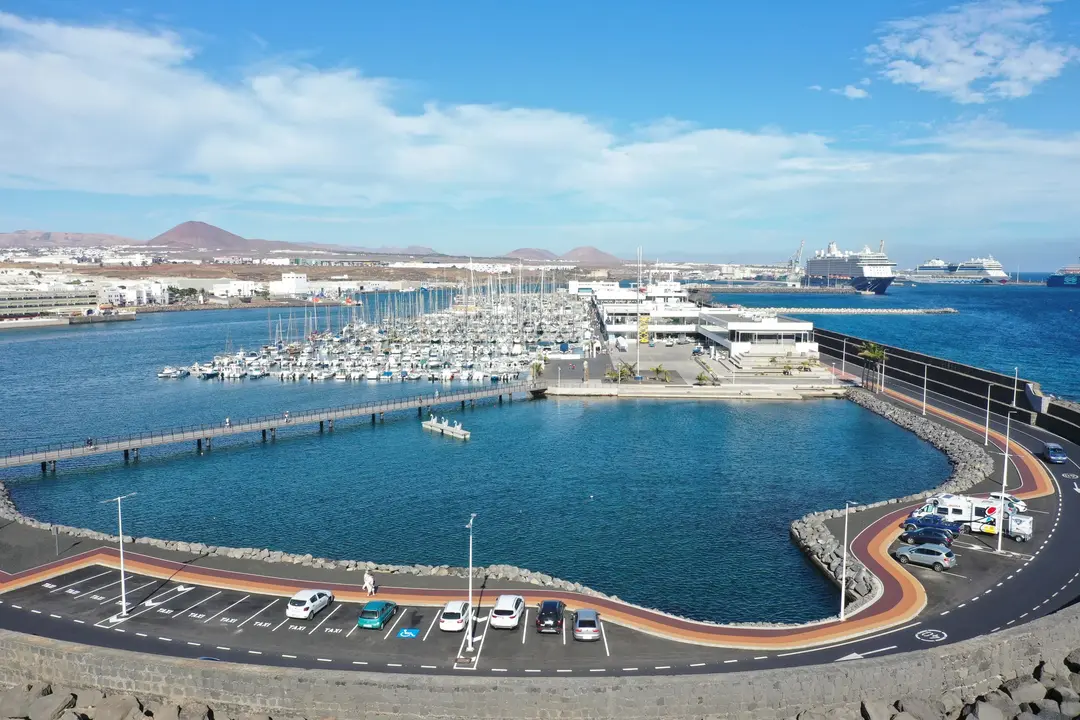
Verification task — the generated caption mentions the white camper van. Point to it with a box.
[914,494,1016,535]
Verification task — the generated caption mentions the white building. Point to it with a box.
[697,309,817,361]
[99,281,170,307]
[267,272,310,297]
[573,280,701,342]
[211,280,264,298]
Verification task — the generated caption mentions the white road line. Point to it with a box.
[940,611,950,616]
[622,667,638,671]
[204,595,250,624]
[690,663,706,667]
[600,620,610,657]
[562,617,566,645]
[158,637,171,641]
[991,627,1001,633]
[248,650,262,655]
[423,612,439,641]
[381,607,407,640]
[72,619,84,624]
[491,668,507,672]
[272,616,291,632]
[49,614,61,619]
[958,603,967,609]
[136,632,146,637]
[99,580,156,606]
[1021,613,1029,618]
[522,609,528,645]
[308,604,342,635]
[76,575,134,599]
[753,656,768,660]
[346,621,359,638]
[387,662,402,667]
[317,658,332,663]
[861,645,897,656]
[282,654,297,659]
[352,661,367,665]
[187,641,200,646]
[421,665,437,669]
[524,669,541,673]
[236,599,277,629]
[776,622,923,658]
[114,628,124,632]
[556,669,572,673]
[50,570,111,593]
[1007,620,1015,626]
[655,665,671,670]
[172,591,221,620]
[216,646,230,651]
[590,668,606,672]
[723,659,737,664]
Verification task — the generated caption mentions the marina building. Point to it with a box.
[0,290,100,319]
[211,280,264,299]
[697,310,817,362]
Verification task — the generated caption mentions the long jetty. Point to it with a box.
[764,307,957,315]
[4,382,547,471]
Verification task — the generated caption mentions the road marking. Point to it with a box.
[97,584,194,626]
[753,656,768,660]
[524,669,541,673]
[187,641,200,646]
[204,595,250,624]
[114,628,124,632]
[50,570,111,594]
[1021,613,1029,618]
[491,668,507,673]
[49,614,61,619]
[690,663,706,667]
[723,659,737,664]
[346,622,359,638]
[381,607,406,640]
[600,620,610,657]
[248,650,262,655]
[421,665,437,670]
[991,627,1001,633]
[272,616,291,632]
[282,654,296,659]
[308,604,341,635]
[237,599,277,629]
[1008,575,1014,580]
[1007,620,1015,626]
[136,632,146,637]
[777,622,922,658]
[862,645,897,656]
[99,580,156,606]
[940,611,950,616]
[158,637,171,641]
[317,658,332,663]
[216,646,230,651]
[353,661,367,665]
[556,669,572,673]
[623,667,638,672]
[1053,592,1060,598]
[997,582,1004,587]
[655,665,671,670]
[958,604,966,609]
[562,616,566,645]
[522,609,528,645]
[423,612,439,641]
[172,591,221,620]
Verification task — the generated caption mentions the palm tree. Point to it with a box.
[604,368,620,382]
[650,364,671,383]
[530,360,544,379]
[695,371,712,385]
[857,342,885,392]
[618,361,637,381]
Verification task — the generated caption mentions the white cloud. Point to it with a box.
[832,85,871,99]
[866,0,1079,103]
[0,12,1079,251]
[807,84,823,91]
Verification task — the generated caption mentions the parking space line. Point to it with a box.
[272,616,291,632]
[562,617,566,645]
[346,621,359,638]
[96,584,195,626]
[50,570,111,594]
[99,580,156,606]
[236,599,277,629]
[308,604,341,635]
[381,607,407,640]
[172,591,220,620]
[203,595,250,624]
[422,612,439,641]
[600,620,610,657]
[522,609,528,645]
[75,575,134,599]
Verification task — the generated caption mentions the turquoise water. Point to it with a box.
[711,283,1080,400]
[0,309,950,622]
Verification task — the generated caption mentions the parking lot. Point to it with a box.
[0,565,699,673]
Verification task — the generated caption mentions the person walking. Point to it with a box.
[283,410,289,423]
[224,417,231,428]
[364,570,376,596]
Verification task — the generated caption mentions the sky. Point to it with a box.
[0,0,1078,267]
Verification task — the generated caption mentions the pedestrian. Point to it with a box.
[434,389,439,399]
[284,410,289,423]
[364,570,376,596]
[224,417,231,428]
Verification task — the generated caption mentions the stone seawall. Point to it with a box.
[789,388,994,610]
[2,596,1080,719]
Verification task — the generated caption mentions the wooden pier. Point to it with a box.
[3,382,546,471]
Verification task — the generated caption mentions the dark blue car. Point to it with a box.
[899,527,954,547]
[1042,443,1069,464]
[902,513,964,537]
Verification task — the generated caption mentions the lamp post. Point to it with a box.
[558,366,561,388]
[922,363,928,416]
[998,413,1018,553]
[101,492,136,615]
[465,513,477,653]
[1013,367,1019,407]
[839,500,858,621]
[841,339,847,378]
[984,384,992,446]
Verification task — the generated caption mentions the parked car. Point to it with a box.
[902,513,964,537]
[355,600,397,630]
[572,609,601,641]
[892,544,956,572]
[898,527,954,547]
[489,595,525,630]
[1042,443,1069,464]
[438,600,472,632]
[535,600,565,634]
[987,492,1028,514]
[285,589,334,620]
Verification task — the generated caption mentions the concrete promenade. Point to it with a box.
[0,381,546,470]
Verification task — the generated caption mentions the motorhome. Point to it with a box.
[913,493,1032,539]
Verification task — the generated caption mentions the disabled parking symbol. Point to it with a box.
[397,628,420,639]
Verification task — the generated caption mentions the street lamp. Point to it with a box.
[841,339,847,378]
[998,412,1019,554]
[839,500,858,621]
[984,384,992,446]
[465,513,477,653]
[1013,367,1019,407]
[922,363,928,416]
[101,492,136,615]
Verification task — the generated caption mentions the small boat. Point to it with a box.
[157,366,189,379]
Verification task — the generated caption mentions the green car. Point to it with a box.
[356,600,397,630]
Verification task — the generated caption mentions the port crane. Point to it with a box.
[787,240,805,274]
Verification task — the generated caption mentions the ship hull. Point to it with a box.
[804,275,894,294]
[1047,275,1080,288]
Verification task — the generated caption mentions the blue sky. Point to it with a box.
[0,0,1078,267]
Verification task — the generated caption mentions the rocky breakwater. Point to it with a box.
[0,682,273,720]
[790,388,995,612]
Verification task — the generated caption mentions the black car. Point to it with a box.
[535,600,565,634]
[899,527,954,547]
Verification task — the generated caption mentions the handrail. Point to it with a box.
[2,382,545,463]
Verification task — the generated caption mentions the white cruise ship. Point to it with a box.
[804,242,896,294]
[900,257,1009,284]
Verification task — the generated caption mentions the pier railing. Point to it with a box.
[2,381,545,467]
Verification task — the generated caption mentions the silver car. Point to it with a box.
[573,609,601,641]
[893,543,956,572]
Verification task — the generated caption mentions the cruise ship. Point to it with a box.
[1047,258,1080,288]
[899,257,1009,284]
[804,241,896,294]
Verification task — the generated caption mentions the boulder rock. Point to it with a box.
[971,700,1005,720]
[1059,700,1080,718]
[1065,649,1080,674]
[895,696,945,720]
[977,690,1019,719]
[28,693,75,720]
[891,713,920,720]
[1047,686,1079,705]
[1033,698,1062,716]
[72,689,104,708]
[57,711,86,720]
[860,700,891,720]
[1003,677,1047,705]
[92,695,143,720]
[149,702,180,720]
[178,703,213,720]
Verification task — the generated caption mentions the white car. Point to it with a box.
[285,589,333,619]
[988,492,1028,514]
[438,600,472,632]
[489,595,525,630]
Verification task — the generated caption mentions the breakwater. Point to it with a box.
[769,307,958,315]
[790,388,994,609]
